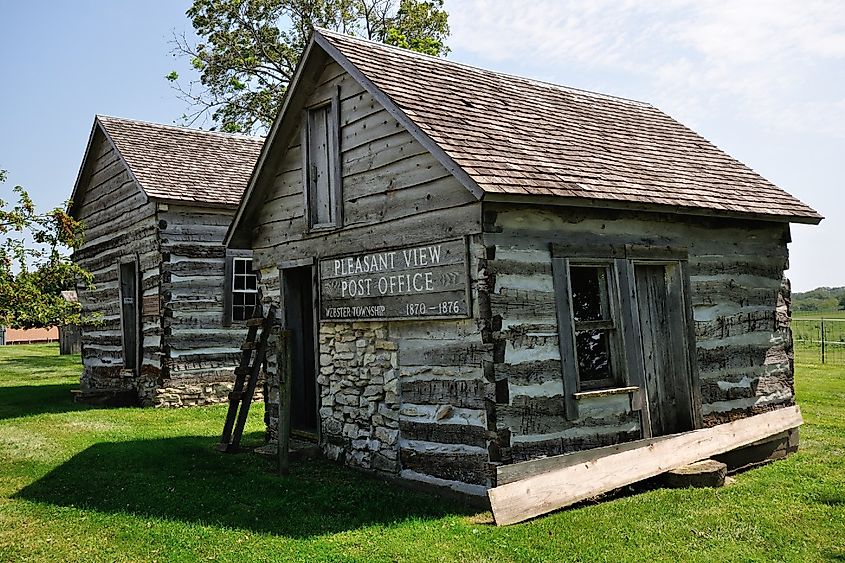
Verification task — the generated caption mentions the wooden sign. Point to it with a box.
[319,238,470,321]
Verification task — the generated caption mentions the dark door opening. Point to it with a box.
[282,266,319,437]
[634,263,694,436]
[119,260,139,372]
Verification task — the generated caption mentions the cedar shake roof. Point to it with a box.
[95,115,264,207]
[315,29,821,223]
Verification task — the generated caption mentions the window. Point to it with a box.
[304,95,341,229]
[231,258,258,322]
[569,265,619,390]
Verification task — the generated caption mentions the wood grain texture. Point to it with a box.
[488,405,803,525]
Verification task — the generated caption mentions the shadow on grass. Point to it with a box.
[15,435,475,537]
[0,383,92,420]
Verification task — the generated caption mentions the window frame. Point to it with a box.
[223,253,259,326]
[550,241,700,425]
[302,89,342,231]
[567,262,625,391]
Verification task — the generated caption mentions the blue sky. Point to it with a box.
[1,1,842,291]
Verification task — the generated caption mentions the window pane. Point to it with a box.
[575,329,612,383]
[246,275,256,290]
[570,266,610,322]
[234,275,245,290]
[234,292,244,307]
[233,305,246,321]
[235,259,246,274]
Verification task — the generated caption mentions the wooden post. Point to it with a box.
[821,318,826,364]
[277,329,293,475]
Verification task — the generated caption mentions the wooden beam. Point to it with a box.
[277,329,293,475]
[488,405,803,525]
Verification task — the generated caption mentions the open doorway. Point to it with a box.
[281,265,319,438]
[118,259,140,373]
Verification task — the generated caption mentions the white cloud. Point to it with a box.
[446,0,845,138]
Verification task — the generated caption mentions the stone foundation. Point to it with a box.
[318,322,401,474]
[152,378,265,408]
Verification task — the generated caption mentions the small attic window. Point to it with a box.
[303,92,342,230]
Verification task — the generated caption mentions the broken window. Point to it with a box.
[569,265,620,390]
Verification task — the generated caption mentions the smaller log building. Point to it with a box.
[70,116,264,406]
[227,30,821,496]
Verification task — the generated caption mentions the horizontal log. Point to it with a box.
[495,359,562,386]
[400,378,491,409]
[694,310,777,340]
[164,244,227,259]
[689,256,786,278]
[690,281,779,308]
[498,396,637,437]
[399,339,494,367]
[697,342,788,375]
[163,260,225,277]
[399,448,489,486]
[399,420,490,448]
[509,428,641,464]
[489,288,556,318]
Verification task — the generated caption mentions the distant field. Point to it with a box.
[794,310,845,319]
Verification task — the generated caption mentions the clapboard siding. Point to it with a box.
[485,205,794,466]
[74,131,162,399]
[253,61,486,490]
[158,204,249,405]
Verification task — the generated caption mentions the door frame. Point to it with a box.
[278,257,321,442]
[626,258,702,437]
[117,255,142,375]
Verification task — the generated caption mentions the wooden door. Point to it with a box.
[634,264,694,436]
[282,266,319,437]
[119,260,139,372]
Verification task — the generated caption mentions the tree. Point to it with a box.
[168,0,450,134]
[0,170,91,329]
[838,295,845,311]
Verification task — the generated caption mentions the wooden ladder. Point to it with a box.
[217,305,277,453]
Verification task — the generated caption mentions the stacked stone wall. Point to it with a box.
[318,322,401,474]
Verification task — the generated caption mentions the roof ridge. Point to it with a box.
[95,114,265,142]
[314,28,652,108]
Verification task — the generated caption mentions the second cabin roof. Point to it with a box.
[95,115,264,207]
[309,29,820,224]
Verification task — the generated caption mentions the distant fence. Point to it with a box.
[793,318,845,365]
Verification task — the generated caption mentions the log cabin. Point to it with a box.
[70,116,264,406]
[225,29,822,495]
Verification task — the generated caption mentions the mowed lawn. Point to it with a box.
[0,345,843,562]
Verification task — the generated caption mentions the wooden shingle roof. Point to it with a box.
[95,115,264,207]
[316,29,821,223]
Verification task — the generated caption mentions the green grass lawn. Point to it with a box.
[0,344,843,562]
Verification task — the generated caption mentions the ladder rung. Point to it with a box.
[228,391,242,402]
[241,341,256,350]
[234,366,250,376]
[246,317,265,327]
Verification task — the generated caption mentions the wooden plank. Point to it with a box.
[488,405,803,525]
[277,330,293,474]
[497,432,677,486]
[550,255,578,421]
[615,258,648,420]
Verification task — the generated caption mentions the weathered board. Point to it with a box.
[488,405,803,525]
[318,238,470,320]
